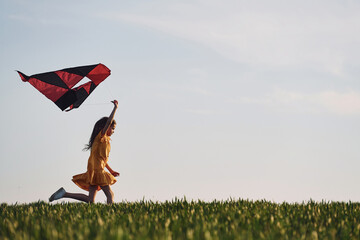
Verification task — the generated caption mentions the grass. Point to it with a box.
[1,199,360,239]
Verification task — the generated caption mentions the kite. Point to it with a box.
[17,63,111,111]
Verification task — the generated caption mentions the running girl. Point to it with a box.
[49,100,119,204]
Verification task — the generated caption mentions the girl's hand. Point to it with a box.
[111,100,118,108]
[111,171,120,177]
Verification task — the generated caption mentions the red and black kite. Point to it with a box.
[17,63,111,111]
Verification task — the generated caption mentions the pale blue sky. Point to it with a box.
[1,0,360,203]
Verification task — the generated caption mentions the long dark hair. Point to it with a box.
[83,117,116,151]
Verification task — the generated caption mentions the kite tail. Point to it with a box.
[16,71,30,82]
[17,71,29,82]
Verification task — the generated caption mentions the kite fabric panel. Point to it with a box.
[17,63,111,111]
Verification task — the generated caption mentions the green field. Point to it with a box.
[1,199,360,239]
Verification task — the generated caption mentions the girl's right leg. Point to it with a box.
[63,185,98,203]
[100,185,114,204]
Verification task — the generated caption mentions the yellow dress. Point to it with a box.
[72,132,117,191]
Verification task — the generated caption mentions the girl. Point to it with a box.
[49,100,119,204]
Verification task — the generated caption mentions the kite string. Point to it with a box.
[81,81,115,108]
[82,102,111,106]
[103,80,115,100]
[80,102,112,109]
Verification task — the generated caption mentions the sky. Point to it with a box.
[1,0,360,204]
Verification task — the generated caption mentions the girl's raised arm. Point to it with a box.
[101,100,118,136]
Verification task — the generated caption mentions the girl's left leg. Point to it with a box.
[63,185,98,203]
[100,185,114,204]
